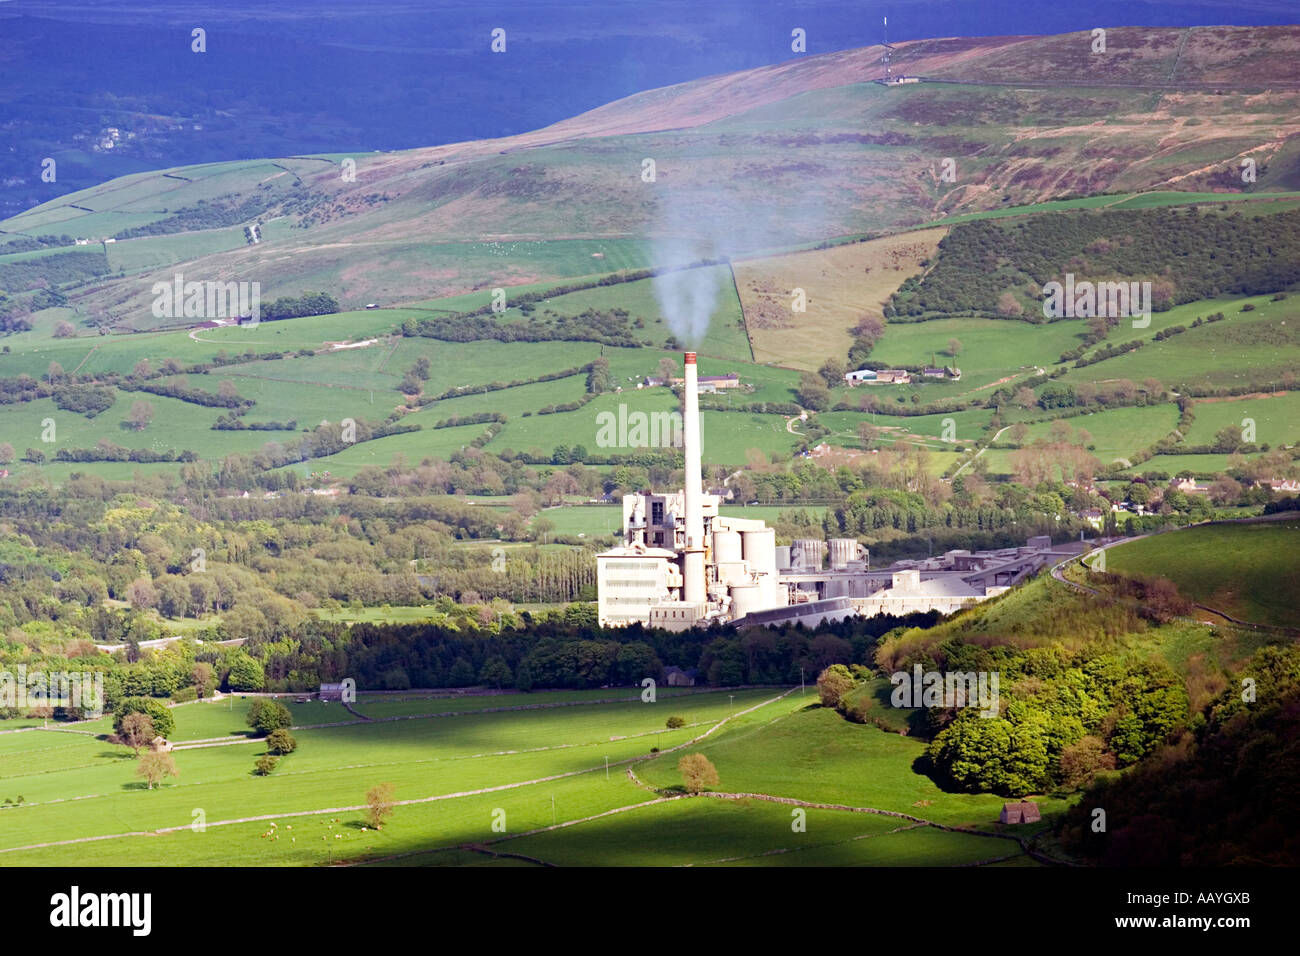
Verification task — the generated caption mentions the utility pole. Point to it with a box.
[729,694,735,715]
[800,667,805,696]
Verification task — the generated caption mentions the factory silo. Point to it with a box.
[829,538,861,570]
[729,579,765,620]
[712,529,748,587]
[713,529,743,565]
[741,527,780,608]
[774,545,791,571]
[793,538,826,571]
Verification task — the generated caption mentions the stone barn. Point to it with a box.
[999,801,1042,824]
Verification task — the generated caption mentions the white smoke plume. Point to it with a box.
[649,178,829,346]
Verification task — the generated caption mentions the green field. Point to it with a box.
[1103,519,1300,628]
[918,192,1300,228]
[1121,453,1261,477]
[0,392,275,463]
[1183,392,1300,448]
[0,687,1047,866]
[1061,294,1300,391]
[818,407,993,449]
[1015,404,1180,468]
[868,316,1082,395]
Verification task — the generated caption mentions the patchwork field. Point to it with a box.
[1060,294,1300,391]
[1121,453,1260,477]
[817,407,993,449]
[867,316,1082,394]
[1015,404,1181,468]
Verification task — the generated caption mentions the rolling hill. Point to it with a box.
[4,25,1300,328]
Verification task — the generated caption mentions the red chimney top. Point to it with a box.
[684,351,697,365]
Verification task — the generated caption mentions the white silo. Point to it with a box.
[775,545,791,571]
[729,579,765,620]
[829,538,860,570]
[742,527,779,608]
[713,529,743,565]
[793,538,826,571]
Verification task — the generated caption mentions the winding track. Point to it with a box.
[1049,518,1300,635]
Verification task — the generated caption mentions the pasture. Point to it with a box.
[734,229,947,370]
[0,686,1045,867]
[1183,391,1300,448]
[867,317,1081,393]
[1014,404,1181,468]
[1102,519,1300,629]
[1121,453,1260,477]
[1060,294,1300,391]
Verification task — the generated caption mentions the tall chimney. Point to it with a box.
[681,351,705,604]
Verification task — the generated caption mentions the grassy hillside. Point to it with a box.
[0,687,1041,866]
[1103,519,1300,628]
[5,27,1299,329]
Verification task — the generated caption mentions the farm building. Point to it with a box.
[648,372,742,392]
[663,666,697,687]
[319,682,347,701]
[999,802,1042,824]
[874,370,912,384]
[845,368,877,384]
[922,366,962,380]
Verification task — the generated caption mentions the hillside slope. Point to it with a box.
[3,26,1300,327]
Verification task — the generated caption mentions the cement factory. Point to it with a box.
[596,351,1074,631]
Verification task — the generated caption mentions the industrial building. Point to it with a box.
[596,351,1073,631]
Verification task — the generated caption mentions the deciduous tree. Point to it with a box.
[365,782,396,828]
[136,751,178,790]
[816,664,855,708]
[678,753,719,794]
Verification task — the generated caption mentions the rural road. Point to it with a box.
[1047,520,1297,634]
[94,635,245,653]
[952,424,1011,478]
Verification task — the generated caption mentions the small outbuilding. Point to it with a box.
[150,735,174,753]
[999,801,1042,824]
[663,666,697,687]
[319,682,346,702]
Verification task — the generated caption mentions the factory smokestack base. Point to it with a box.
[682,351,706,604]
[596,357,1058,631]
